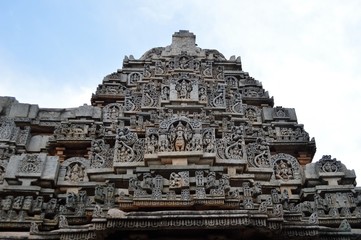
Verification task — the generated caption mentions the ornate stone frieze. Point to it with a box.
[53,122,99,141]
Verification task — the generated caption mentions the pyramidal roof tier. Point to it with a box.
[0,30,359,240]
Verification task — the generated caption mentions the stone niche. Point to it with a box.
[144,116,216,166]
[4,153,59,190]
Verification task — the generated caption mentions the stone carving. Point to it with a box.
[94,183,115,206]
[90,139,113,168]
[316,155,342,173]
[143,64,152,78]
[227,91,243,114]
[208,84,226,108]
[155,60,165,75]
[278,126,309,142]
[142,81,159,107]
[202,61,212,77]
[308,212,318,224]
[0,31,356,239]
[0,118,30,147]
[18,154,43,174]
[175,79,193,99]
[166,53,200,71]
[274,160,294,180]
[246,138,271,168]
[53,122,98,140]
[128,72,142,85]
[169,121,193,151]
[103,103,124,122]
[198,85,207,102]
[339,219,352,232]
[273,107,289,119]
[0,118,16,140]
[202,129,215,153]
[225,76,238,88]
[140,47,164,61]
[168,73,198,101]
[169,171,189,189]
[242,86,268,98]
[114,127,144,162]
[30,222,39,234]
[0,166,5,184]
[61,157,89,184]
[0,147,14,160]
[124,91,142,112]
[215,66,224,80]
[217,126,245,160]
[271,153,301,181]
[93,204,104,218]
[65,163,85,182]
[161,85,170,101]
[244,106,261,122]
[95,83,127,95]
[59,215,68,228]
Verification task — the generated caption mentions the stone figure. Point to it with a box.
[59,215,68,228]
[161,86,170,100]
[30,222,39,234]
[175,80,192,99]
[169,121,193,151]
[65,163,85,182]
[275,160,293,180]
[169,172,182,188]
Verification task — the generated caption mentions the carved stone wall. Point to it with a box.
[0,30,359,240]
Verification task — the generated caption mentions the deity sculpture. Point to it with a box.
[175,80,192,99]
[275,160,293,180]
[65,163,85,182]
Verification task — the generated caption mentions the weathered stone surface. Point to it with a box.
[0,30,359,240]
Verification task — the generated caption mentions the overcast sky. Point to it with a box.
[0,0,360,184]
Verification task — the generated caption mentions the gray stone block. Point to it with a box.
[9,103,30,118]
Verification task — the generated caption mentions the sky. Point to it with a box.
[0,0,360,184]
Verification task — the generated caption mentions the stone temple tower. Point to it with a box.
[0,30,360,239]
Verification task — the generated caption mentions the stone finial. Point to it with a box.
[172,30,196,48]
[163,30,203,56]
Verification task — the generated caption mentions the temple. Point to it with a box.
[0,30,360,239]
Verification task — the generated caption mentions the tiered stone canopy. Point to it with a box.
[0,30,359,240]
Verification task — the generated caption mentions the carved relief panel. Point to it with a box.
[271,153,302,181]
[217,126,246,160]
[114,127,144,163]
[169,73,199,101]
[58,157,90,185]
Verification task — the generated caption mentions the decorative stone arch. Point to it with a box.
[271,153,302,181]
[58,157,90,185]
[103,103,124,122]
